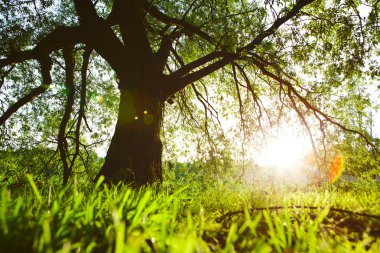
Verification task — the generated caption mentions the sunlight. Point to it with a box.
[254,126,312,176]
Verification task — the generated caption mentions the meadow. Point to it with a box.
[0,173,379,253]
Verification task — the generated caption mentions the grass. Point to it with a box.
[0,175,379,252]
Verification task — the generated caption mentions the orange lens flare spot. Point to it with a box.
[328,154,344,183]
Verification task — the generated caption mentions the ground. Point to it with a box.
[0,175,379,252]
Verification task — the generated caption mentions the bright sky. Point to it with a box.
[253,127,311,167]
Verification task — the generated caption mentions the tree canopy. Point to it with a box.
[1,0,380,186]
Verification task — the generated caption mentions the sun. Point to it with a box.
[254,126,312,175]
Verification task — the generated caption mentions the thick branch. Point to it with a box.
[111,0,152,55]
[73,0,127,75]
[0,57,52,126]
[0,27,83,69]
[155,36,174,73]
[0,51,34,70]
[170,51,230,79]
[164,54,235,99]
[59,47,76,185]
[163,0,315,99]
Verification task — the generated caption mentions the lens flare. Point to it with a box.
[328,154,344,183]
[255,130,311,174]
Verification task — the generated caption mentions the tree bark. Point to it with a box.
[97,88,163,186]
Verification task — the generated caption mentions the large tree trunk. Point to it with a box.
[97,88,163,186]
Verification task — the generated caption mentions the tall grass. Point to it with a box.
[0,174,379,252]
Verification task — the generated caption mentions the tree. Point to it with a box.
[1,0,379,186]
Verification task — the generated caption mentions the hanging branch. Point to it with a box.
[231,64,249,178]
[178,89,202,129]
[250,57,380,153]
[58,47,76,186]
[287,88,320,168]
[233,63,268,133]
[313,110,328,163]
[171,44,220,146]
[199,80,222,126]
[169,53,201,130]
[69,48,93,173]
[247,53,313,94]
[168,48,202,130]
[191,83,211,133]
[0,56,53,126]
[231,64,245,127]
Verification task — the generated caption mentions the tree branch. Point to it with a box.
[155,36,173,73]
[170,51,230,79]
[69,48,92,173]
[233,62,269,133]
[110,0,152,55]
[141,0,214,44]
[287,88,320,167]
[73,0,127,75]
[240,0,315,53]
[164,54,235,99]
[250,57,379,153]
[0,26,83,69]
[0,56,53,126]
[232,64,245,126]
[163,0,315,99]
[58,47,76,185]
